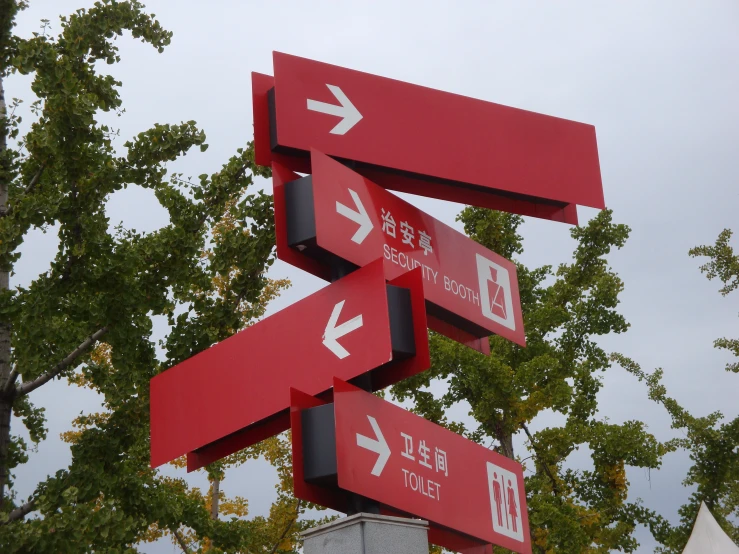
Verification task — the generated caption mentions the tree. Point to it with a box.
[690,229,739,373]
[612,229,739,552]
[0,1,307,551]
[392,208,668,553]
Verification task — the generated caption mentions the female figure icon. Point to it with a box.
[506,479,518,532]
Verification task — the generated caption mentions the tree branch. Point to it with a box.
[0,165,46,218]
[268,500,301,554]
[24,164,45,195]
[521,422,561,496]
[2,498,36,524]
[17,327,109,397]
[172,528,190,553]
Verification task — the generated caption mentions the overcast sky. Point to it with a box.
[10,1,739,552]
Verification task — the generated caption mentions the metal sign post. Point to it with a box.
[150,49,610,553]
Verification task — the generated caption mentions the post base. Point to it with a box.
[301,512,429,554]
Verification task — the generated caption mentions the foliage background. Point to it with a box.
[5,0,738,552]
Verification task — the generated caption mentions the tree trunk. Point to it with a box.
[210,477,220,520]
[499,431,514,459]
[0,392,11,509]
[0,71,13,509]
[493,416,514,459]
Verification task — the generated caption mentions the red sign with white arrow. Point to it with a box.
[150,261,428,470]
[334,379,532,554]
[253,52,606,224]
[278,149,525,347]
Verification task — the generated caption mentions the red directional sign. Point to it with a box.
[276,149,525,348]
[334,379,532,554]
[291,387,497,554]
[253,52,606,224]
[150,261,429,470]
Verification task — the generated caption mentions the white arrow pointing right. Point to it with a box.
[336,189,373,244]
[307,84,363,135]
[356,415,391,477]
[322,300,363,359]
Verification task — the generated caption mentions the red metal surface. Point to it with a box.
[150,261,421,469]
[355,166,579,225]
[289,386,492,554]
[273,159,492,355]
[272,161,329,281]
[255,52,605,221]
[289,387,350,512]
[286,150,526,347]
[251,71,273,169]
[186,412,288,472]
[252,71,310,174]
[288,268,430,510]
[252,70,578,225]
[185,265,430,472]
[373,268,430,389]
[334,379,532,554]
[272,51,603,210]
[427,314,490,356]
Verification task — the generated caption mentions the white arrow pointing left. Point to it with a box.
[356,415,391,477]
[322,300,363,359]
[336,189,373,244]
[307,84,363,135]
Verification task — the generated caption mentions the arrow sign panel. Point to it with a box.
[279,149,525,347]
[293,388,493,554]
[150,261,426,470]
[254,52,607,224]
[333,379,532,554]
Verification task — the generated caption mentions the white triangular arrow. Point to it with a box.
[322,300,363,359]
[356,415,391,477]
[336,189,373,244]
[307,84,363,135]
